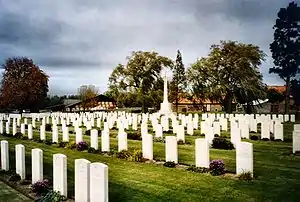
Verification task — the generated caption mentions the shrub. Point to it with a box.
[14,132,24,139]
[38,190,66,202]
[186,165,209,173]
[177,140,185,145]
[117,150,132,160]
[8,173,21,182]
[88,147,97,153]
[130,149,144,162]
[2,132,10,137]
[250,135,259,140]
[238,171,253,182]
[211,137,234,150]
[31,179,51,195]
[44,140,52,145]
[85,130,91,136]
[209,160,225,176]
[153,137,165,143]
[21,136,28,140]
[127,131,142,140]
[76,141,89,151]
[163,161,176,168]
[270,136,275,141]
[45,124,52,132]
[58,141,69,148]
[67,141,77,149]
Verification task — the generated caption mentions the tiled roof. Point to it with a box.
[267,86,286,93]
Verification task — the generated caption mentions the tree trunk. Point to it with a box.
[285,77,290,114]
[223,91,233,113]
[296,105,300,121]
[175,87,179,113]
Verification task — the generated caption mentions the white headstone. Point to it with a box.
[0,121,3,134]
[15,144,26,180]
[90,163,108,202]
[63,127,69,142]
[293,131,300,153]
[1,140,9,171]
[20,123,25,134]
[75,159,91,202]
[5,122,9,134]
[32,148,43,184]
[291,114,295,122]
[261,121,270,139]
[165,136,178,164]
[142,134,153,160]
[13,121,17,136]
[195,138,209,168]
[91,129,99,150]
[40,125,46,140]
[274,124,284,141]
[176,125,185,142]
[118,131,127,152]
[28,124,33,139]
[155,124,163,138]
[52,125,59,143]
[284,114,289,122]
[236,142,253,175]
[76,128,83,144]
[53,154,67,197]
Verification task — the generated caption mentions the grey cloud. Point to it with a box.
[0,0,294,94]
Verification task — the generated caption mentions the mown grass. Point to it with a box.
[0,120,300,201]
[0,181,32,202]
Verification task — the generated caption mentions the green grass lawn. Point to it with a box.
[1,120,300,201]
[0,181,32,202]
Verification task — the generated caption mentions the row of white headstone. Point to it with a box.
[0,140,108,202]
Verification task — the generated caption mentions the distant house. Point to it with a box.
[256,85,295,113]
[45,95,116,112]
[171,97,235,113]
[65,94,116,112]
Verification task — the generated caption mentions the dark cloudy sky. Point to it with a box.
[0,0,297,95]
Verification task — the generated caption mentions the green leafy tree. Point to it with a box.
[187,40,266,113]
[270,1,300,113]
[0,57,49,112]
[170,50,186,113]
[291,79,300,113]
[107,51,173,112]
[267,88,285,104]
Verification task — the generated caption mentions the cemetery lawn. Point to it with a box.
[1,124,300,202]
[0,180,32,201]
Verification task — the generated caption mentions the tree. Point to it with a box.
[77,85,99,111]
[267,88,285,104]
[170,50,186,113]
[291,79,300,114]
[107,51,173,112]
[0,57,49,112]
[187,40,267,113]
[270,1,300,113]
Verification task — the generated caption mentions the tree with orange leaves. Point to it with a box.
[0,57,49,112]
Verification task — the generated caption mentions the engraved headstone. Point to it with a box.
[32,148,43,183]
